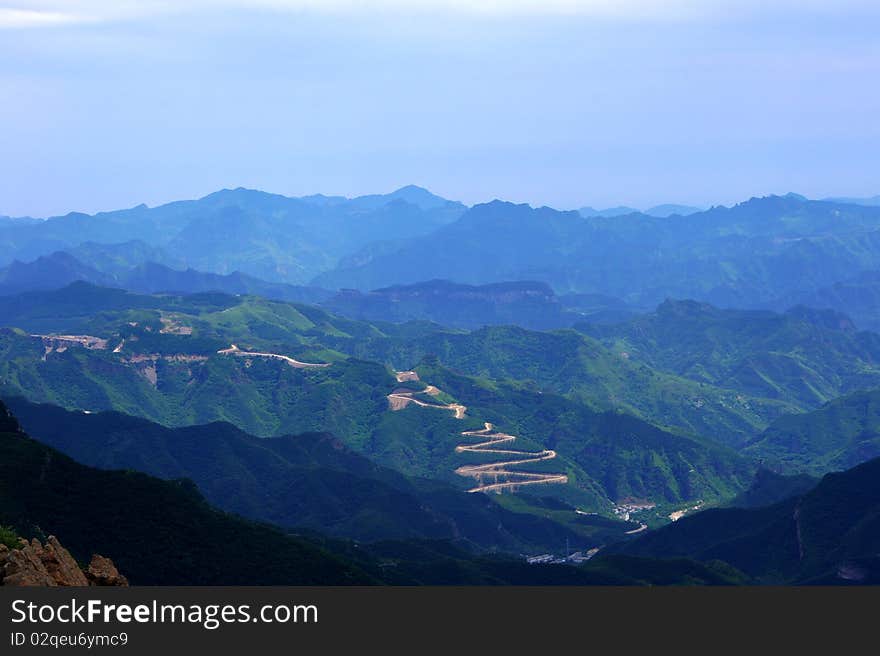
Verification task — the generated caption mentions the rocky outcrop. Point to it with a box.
[0,541,57,586]
[86,554,129,586]
[37,536,89,586]
[0,536,128,587]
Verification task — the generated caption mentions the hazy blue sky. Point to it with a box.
[1,1,879,216]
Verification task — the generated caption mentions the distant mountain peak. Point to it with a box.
[734,192,813,211]
[386,184,456,209]
[341,185,460,212]
[392,184,431,194]
[484,199,520,208]
[645,203,704,218]
[655,298,718,317]
[579,206,641,218]
[784,305,857,332]
[202,187,280,200]
[36,250,81,265]
[0,251,114,295]
[373,278,555,296]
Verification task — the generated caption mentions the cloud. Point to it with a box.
[2,0,877,29]
[0,8,82,28]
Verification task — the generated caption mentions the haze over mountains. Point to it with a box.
[3,185,880,585]
[578,204,704,218]
[6,186,880,330]
[316,193,880,310]
[0,185,465,285]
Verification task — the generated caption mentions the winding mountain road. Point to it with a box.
[388,371,568,494]
[455,423,569,493]
[386,390,467,418]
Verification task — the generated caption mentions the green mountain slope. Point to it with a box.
[0,310,393,441]
[0,401,374,585]
[579,299,880,412]
[0,285,758,509]
[745,389,880,475]
[0,318,755,514]
[612,456,880,583]
[7,397,635,552]
[337,323,795,445]
[379,359,754,513]
[0,282,821,447]
[727,469,818,508]
[1,400,740,585]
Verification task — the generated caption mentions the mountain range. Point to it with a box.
[0,251,331,304]
[315,193,880,309]
[0,253,641,331]
[315,195,880,307]
[323,279,581,330]
[7,189,880,316]
[0,287,755,514]
[579,299,880,414]
[3,185,880,586]
[5,394,878,585]
[6,396,632,552]
[579,204,703,218]
[0,399,757,585]
[0,186,465,285]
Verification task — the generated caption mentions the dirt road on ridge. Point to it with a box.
[217,344,331,369]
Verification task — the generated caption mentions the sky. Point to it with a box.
[1,1,879,217]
